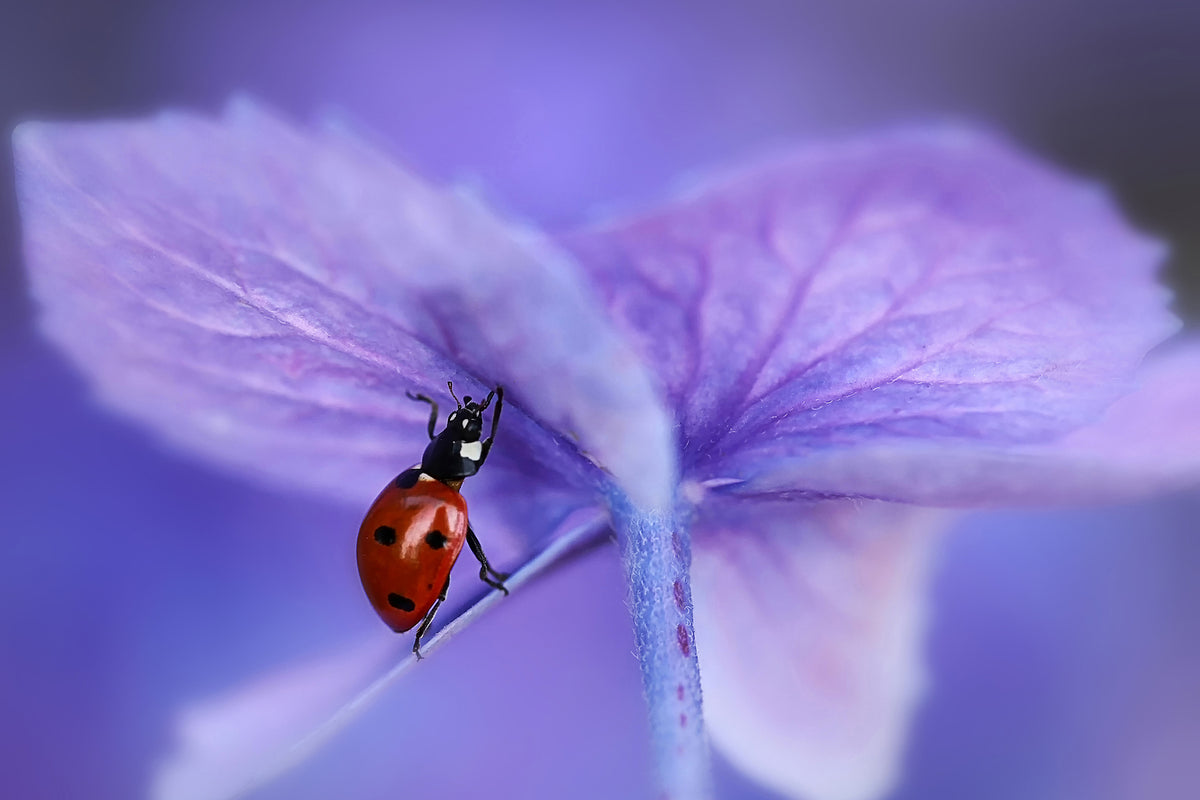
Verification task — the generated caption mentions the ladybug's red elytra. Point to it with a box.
[357,382,508,657]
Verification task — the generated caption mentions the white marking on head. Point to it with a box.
[460,416,471,429]
[417,472,436,482]
[459,441,483,462]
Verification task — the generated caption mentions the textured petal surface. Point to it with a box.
[718,340,1200,507]
[692,500,951,800]
[14,100,674,512]
[562,128,1177,493]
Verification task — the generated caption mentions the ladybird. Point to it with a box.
[357,382,508,657]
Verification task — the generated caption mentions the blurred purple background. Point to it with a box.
[2,2,1198,799]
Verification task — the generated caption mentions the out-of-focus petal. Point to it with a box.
[14,99,674,511]
[153,635,396,800]
[692,499,951,800]
[563,128,1176,487]
[1044,339,1200,498]
[717,340,1200,507]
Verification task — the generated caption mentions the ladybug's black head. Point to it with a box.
[410,382,504,484]
[444,383,496,443]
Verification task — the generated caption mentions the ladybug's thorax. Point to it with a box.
[420,400,489,483]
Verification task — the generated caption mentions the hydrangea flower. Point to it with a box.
[14,100,1200,800]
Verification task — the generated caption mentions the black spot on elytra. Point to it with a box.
[394,469,421,489]
[374,526,397,546]
[424,530,447,549]
[388,593,416,612]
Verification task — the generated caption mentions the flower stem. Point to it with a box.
[607,489,712,800]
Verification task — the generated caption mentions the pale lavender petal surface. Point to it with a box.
[721,340,1200,507]
[14,100,674,514]
[692,500,951,800]
[153,634,395,800]
[563,128,1177,498]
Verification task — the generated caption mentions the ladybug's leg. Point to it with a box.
[412,575,451,660]
[405,391,439,441]
[466,525,509,594]
[477,385,504,467]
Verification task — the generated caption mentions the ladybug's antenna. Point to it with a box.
[478,388,496,410]
[447,381,462,409]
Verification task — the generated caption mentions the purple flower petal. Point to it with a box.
[153,634,395,800]
[734,340,1200,507]
[1043,339,1200,499]
[562,128,1177,497]
[14,100,674,513]
[692,500,951,800]
[15,100,702,799]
